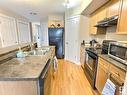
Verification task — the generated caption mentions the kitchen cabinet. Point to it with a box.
[107,0,120,18]
[109,63,126,84]
[44,59,54,95]
[17,20,31,43]
[0,14,18,47]
[0,59,54,95]
[89,5,107,35]
[80,45,85,68]
[117,0,127,34]
[96,58,109,94]
[96,57,126,94]
[89,14,98,35]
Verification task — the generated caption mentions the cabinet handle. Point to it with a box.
[115,72,120,77]
[109,73,123,86]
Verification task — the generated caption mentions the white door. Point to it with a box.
[65,16,80,64]
[17,21,31,44]
[0,14,18,47]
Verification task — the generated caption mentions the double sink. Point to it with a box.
[25,47,51,56]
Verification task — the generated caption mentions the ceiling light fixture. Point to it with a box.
[63,0,70,8]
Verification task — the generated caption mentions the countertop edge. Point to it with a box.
[99,54,127,72]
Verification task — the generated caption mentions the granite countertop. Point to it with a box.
[0,46,55,81]
[99,54,127,71]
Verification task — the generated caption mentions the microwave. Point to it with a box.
[108,42,127,65]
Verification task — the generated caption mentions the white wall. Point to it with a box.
[48,14,64,21]
[65,0,92,17]
[79,15,91,43]
[40,19,49,46]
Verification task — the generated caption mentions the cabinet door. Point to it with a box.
[17,21,31,43]
[0,15,18,47]
[89,14,97,34]
[96,58,109,94]
[107,0,120,18]
[89,5,107,35]
[97,6,107,21]
[80,46,85,68]
[117,0,127,34]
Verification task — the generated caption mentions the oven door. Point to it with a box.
[84,50,98,88]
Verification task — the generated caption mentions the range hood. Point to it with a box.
[94,15,118,28]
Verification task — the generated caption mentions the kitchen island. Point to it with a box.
[0,46,55,95]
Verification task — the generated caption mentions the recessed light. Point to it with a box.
[30,12,37,15]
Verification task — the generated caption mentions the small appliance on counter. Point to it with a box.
[81,40,90,47]
[89,39,102,49]
[108,42,127,65]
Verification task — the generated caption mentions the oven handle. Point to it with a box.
[86,51,98,59]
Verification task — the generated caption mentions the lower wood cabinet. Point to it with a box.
[44,59,54,95]
[96,58,109,93]
[80,45,85,68]
[96,57,126,94]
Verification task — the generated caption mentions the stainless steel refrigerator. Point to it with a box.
[48,28,64,59]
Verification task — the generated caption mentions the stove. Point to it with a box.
[84,40,116,88]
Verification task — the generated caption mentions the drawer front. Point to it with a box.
[99,58,109,70]
[110,64,126,82]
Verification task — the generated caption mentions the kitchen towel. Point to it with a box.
[53,56,58,72]
[102,79,116,95]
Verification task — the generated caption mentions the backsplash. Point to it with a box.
[91,26,127,44]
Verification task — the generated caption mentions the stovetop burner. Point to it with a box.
[86,47,102,56]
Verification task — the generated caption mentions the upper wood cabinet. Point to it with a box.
[89,5,107,35]
[117,0,127,34]
[107,0,121,18]
[89,14,98,35]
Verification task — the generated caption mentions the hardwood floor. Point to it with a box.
[49,60,99,95]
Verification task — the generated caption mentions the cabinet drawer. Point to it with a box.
[110,64,126,82]
[99,58,109,70]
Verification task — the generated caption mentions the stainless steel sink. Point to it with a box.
[27,47,50,56]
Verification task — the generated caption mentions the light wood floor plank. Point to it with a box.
[50,60,99,95]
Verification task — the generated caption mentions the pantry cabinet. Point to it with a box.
[117,0,127,34]
[17,20,31,43]
[0,14,18,47]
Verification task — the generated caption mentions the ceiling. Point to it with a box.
[0,0,83,21]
